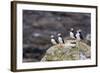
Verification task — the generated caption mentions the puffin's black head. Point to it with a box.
[70,28,74,32]
[50,35,55,39]
[57,33,62,37]
[77,29,82,33]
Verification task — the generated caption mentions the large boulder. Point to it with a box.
[41,40,91,61]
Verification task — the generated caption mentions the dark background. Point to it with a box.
[23,10,91,62]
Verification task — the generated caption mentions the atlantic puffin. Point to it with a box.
[76,29,83,40]
[70,28,76,39]
[57,33,65,44]
[50,35,58,45]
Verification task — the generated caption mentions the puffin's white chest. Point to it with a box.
[76,33,81,40]
[58,37,63,44]
[51,39,57,45]
[70,32,75,38]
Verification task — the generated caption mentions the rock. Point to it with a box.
[41,40,91,61]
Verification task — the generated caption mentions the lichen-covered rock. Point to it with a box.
[41,41,90,61]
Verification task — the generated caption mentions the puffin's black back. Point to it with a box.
[79,32,84,39]
[71,30,76,38]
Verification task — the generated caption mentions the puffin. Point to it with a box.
[76,29,83,40]
[69,28,76,39]
[57,33,65,44]
[50,35,58,45]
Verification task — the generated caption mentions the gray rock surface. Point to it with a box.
[41,41,91,61]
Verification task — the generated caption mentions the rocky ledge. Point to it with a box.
[41,40,91,61]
